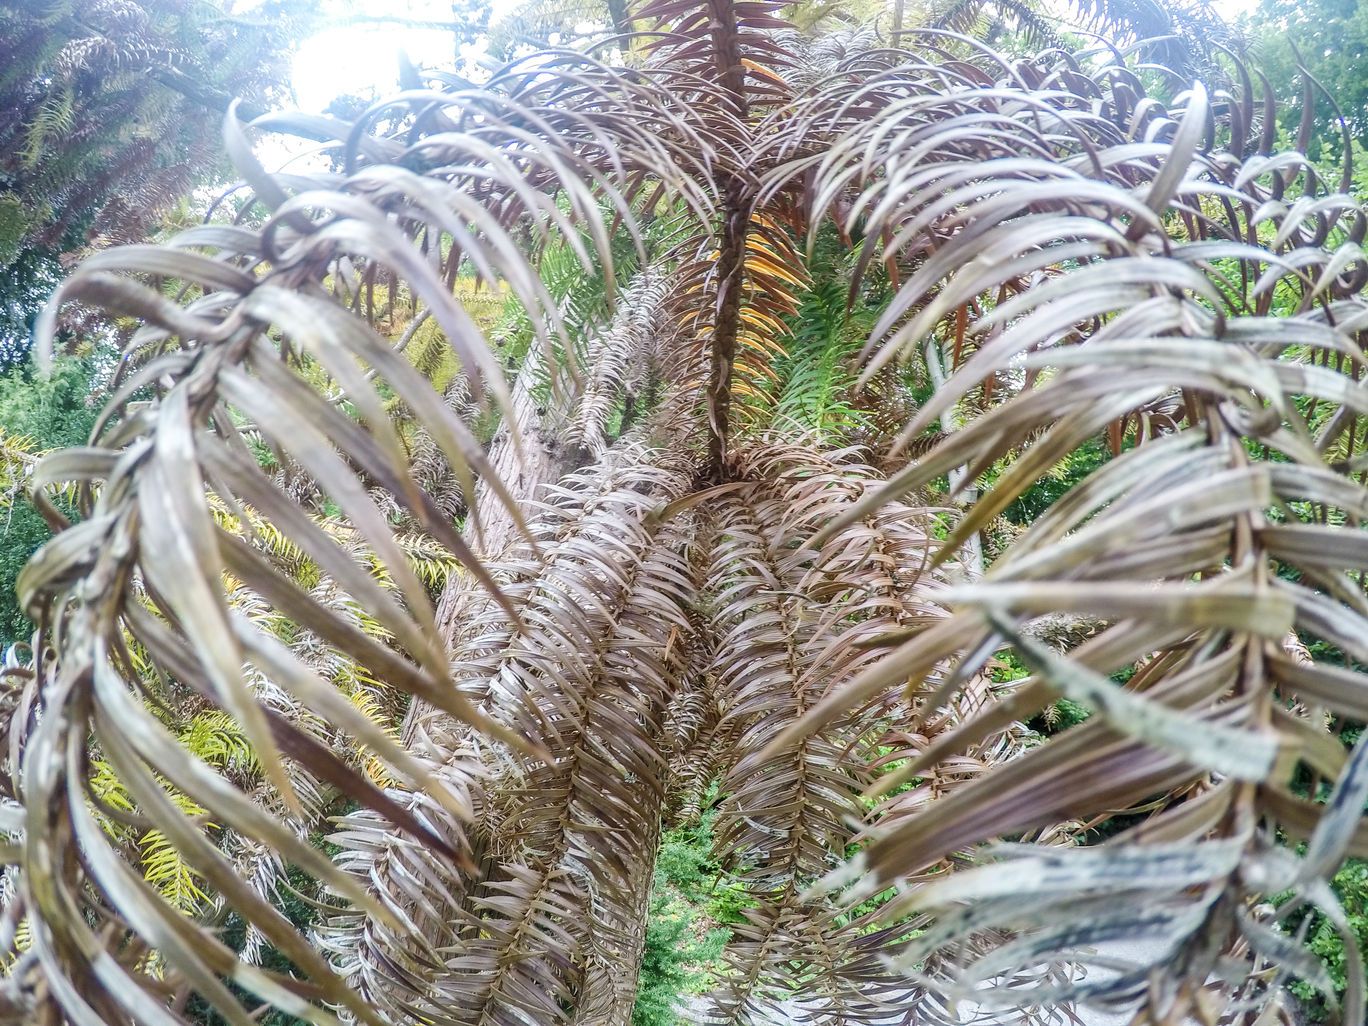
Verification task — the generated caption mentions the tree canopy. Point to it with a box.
[2,3,1368,1026]
[0,357,97,645]
[0,0,308,360]
[1247,0,1368,156]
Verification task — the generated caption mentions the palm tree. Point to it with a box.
[3,2,1368,1025]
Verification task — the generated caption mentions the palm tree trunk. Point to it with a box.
[605,0,633,34]
[705,176,752,478]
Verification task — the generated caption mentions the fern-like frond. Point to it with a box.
[771,59,1368,1023]
[0,54,719,1023]
[563,266,670,454]
[698,439,967,1023]
[322,443,702,1025]
[6,10,1368,1026]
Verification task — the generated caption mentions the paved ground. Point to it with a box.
[680,992,1152,1025]
[678,938,1182,1025]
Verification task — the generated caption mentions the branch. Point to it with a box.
[145,66,268,123]
[331,16,480,32]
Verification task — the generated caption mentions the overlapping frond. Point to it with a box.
[699,441,954,1024]
[322,443,704,1026]
[768,40,1368,1025]
[563,266,671,454]
[5,5,1368,1026]
[0,51,721,1025]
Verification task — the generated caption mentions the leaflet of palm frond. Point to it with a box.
[857,667,1042,938]
[768,24,884,87]
[770,271,885,443]
[704,901,838,1025]
[266,517,492,1006]
[804,523,1356,1012]
[731,216,809,427]
[153,527,440,973]
[325,443,702,1025]
[479,58,720,213]
[406,379,475,526]
[321,756,488,1024]
[743,65,1368,1020]
[476,454,695,820]
[795,77,1355,444]
[706,896,1023,1026]
[429,547,692,1020]
[563,266,670,454]
[731,438,948,647]
[1068,0,1235,75]
[472,62,720,214]
[707,484,860,882]
[663,206,808,460]
[661,674,722,819]
[655,510,726,826]
[10,76,699,1017]
[485,0,621,60]
[698,442,951,1023]
[634,0,800,119]
[234,80,723,384]
[793,462,1009,811]
[445,335,618,578]
[629,0,814,473]
[432,362,699,719]
[564,506,705,1025]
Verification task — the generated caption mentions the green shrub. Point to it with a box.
[0,356,98,645]
[633,808,738,1025]
[1287,857,1368,1021]
[632,890,728,1026]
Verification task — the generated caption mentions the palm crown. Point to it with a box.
[3,3,1368,1026]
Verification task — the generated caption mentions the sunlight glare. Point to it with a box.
[289,0,521,113]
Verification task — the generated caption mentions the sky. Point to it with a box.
[228,0,519,113]
[233,0,519,172]
[289,1,484,111]
[259,0,1263,118]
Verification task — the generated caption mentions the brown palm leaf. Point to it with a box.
[5,5,1368,1026]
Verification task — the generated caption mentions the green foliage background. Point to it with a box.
[632,812,738,1026]
[0,356,97,645]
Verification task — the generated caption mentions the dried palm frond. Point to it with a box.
[322,442,703,1026]
[771,47,1368,1025]
[563,266,671,455]
[0,51,713,1025]
[5,4,1368,1025]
